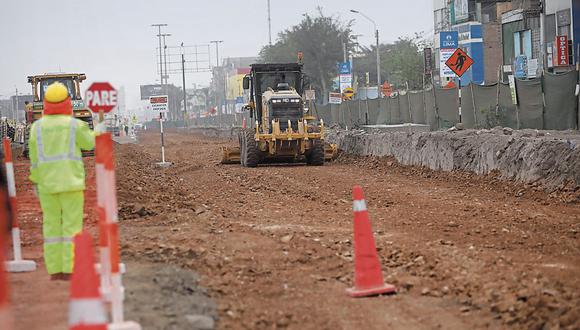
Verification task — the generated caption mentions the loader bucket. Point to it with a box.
[221,146,241,164]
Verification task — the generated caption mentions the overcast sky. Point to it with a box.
[0,0,433,109]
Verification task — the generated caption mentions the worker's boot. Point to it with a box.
[50,273,63,281]
[60,273,72,281]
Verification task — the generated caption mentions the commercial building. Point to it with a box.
[433,1,516,85]
[210,56,257,116]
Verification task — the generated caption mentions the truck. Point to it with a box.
[222,63,336,167]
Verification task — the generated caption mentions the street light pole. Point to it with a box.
[210,40,224,126]
[351,9,382,97]
[181,42,187,123]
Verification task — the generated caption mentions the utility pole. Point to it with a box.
[151,24,168,87]
[350,9,382,97]
[267,0,272,46]
[376,29,381,93]
[539,0,546,72]
[161,33,171,85]
[181,42,187,123]
[210,40,224,125]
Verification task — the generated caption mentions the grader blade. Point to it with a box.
[324,143,338,161]
[221,146,241,164]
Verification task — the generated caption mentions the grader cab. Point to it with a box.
[222,63,336,167]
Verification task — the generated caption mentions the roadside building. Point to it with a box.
[433,0,514,85]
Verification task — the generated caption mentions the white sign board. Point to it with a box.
[305,89,316,101]
[149,95,168,112]
[339,74,352,93]
[508,75,518,105]
[527,59,538,78]
[439,49,457,78]
[329,92,342,105]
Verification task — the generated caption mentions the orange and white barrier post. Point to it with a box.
[69,232,107,330]
[3,138,36,273]
[98,133,141,330]
[94,134,111,300]
[0,191,14,330]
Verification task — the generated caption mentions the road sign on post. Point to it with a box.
[149,95,171,167]
[342,87,355,100]
[86,82,118,114]
[149,95,168,113]
[445,48,474,124]
[445,48,474,78]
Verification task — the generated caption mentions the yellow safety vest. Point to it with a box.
[29,115,95,194]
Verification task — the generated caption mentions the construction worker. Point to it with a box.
[28,82,96,281]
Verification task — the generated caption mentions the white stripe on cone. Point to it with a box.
[68,298,107,326]
[352,200,367,212]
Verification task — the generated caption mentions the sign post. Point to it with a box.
[149,95,171,167]
[445,48,474,124]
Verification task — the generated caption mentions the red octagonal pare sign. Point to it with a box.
[85,82,117,113]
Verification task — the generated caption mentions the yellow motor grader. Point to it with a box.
[222,63,337,167]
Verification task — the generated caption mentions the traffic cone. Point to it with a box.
[68,232,107,330]
[3,138,36,273]
[346,186,396,298]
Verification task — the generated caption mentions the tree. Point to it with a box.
[260,8,354,100]
[354,33,429,90]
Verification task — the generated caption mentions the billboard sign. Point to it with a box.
[440,31,459,49]
[140,84,164,100]
[554,35,569,66]
[514,55,528,79]
[454,0,469,22]
[339,74,352,92]
[424,48,433,74]
[338,62,351,75]
[439,32,459,78]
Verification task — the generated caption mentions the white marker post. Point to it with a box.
[3,138,36,273]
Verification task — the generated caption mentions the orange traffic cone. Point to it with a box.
[347,186,396,298]
[69,232,107,330]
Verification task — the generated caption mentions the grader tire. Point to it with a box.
[242,130,259,168]
[239,130,246,167]
[307,141,325,166]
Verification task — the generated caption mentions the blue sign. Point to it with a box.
[338,62,351,75]
[440,31,459,49]
[514,55,528,79]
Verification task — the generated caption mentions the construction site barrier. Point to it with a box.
[95,132,141,330]
[2,138,36,273]
[190,71,579,131]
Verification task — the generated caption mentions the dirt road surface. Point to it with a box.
[9,129,580,329]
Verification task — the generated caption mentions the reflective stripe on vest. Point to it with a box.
[36,118,82,164]
[44,236,74,244]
